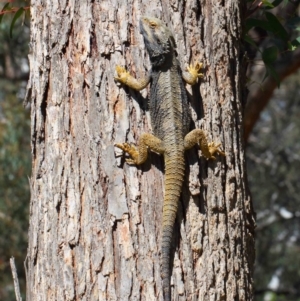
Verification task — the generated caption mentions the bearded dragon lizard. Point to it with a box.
[115,16,225,301]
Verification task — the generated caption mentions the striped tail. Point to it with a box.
[161,153,185,301]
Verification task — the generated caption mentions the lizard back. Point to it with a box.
[150,55,191,148]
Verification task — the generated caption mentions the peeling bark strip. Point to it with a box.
[27,1,255,301]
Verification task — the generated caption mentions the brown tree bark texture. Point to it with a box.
[26,1,255,300]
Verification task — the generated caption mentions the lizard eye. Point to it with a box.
[149,21,157,28]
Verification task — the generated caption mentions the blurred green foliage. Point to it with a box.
[0,86,30,300]
[0,1,30,300]
[245,0,300,86]
[247,71,300,300]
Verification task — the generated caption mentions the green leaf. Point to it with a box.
[265,12,289,42]
[270,0,284,7]
[293,36,300,44]
[264,65,280,87]
[287,41,297,51]
[289,37,300,50]
[286,17,300,29]
[262,0,274,8]
[262,46,279,85]
[268,66,280,87]
[243,34,258,49]
[245,18,272,32]
[10,7,24,38]
[262,46,278,65]
[0,3,11,24]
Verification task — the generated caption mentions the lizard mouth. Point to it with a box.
[139,18,151,41]
[139,18,145,34]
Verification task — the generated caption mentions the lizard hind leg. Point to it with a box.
[115,133,164,165]
[184,129,225,159]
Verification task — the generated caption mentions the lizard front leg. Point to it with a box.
[184,129,225,159]
[115,133,165,165]
[115,66,151,91]
[182,62,204,85]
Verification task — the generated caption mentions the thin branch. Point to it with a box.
[0,72,29,81]
[0,6,30,16]
[246,1,263,18]
[24,254,30,301]
[10,257,22,301]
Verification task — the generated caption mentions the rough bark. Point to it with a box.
[26,1,255,301]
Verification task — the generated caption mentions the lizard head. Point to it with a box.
[139,16,176,67]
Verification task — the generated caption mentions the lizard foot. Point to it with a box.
[187,62,204,79]
[115,66,131,85]
[208,142,225,160]
[115,142,139,164]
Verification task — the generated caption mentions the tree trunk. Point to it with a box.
[26,1,255,301]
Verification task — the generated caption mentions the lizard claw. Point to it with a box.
[187,62,204,79]
[208,142,225,159]
[115,65,130,85]
[115,142,139,164]
[125,158,136,165]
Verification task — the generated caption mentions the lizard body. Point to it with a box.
[115,17,224,301]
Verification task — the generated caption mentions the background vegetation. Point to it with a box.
[248,72,300,300]
[0,1,30,299]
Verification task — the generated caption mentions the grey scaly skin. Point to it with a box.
[115,16,225,301]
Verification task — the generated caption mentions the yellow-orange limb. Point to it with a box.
[182,62,204,85]
[184,129,225,159]
[115,65,151,91]
[115,133,164,165]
